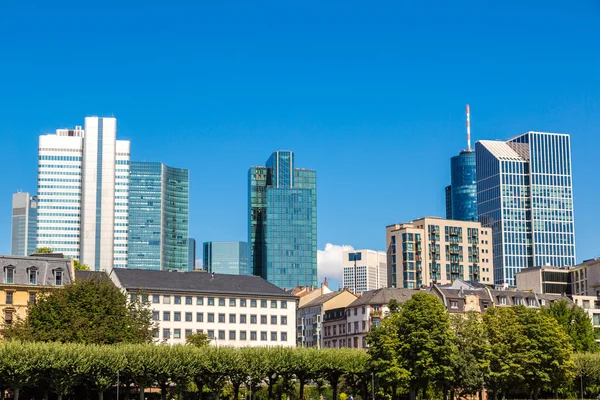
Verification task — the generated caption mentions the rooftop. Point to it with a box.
[349,287,420,307]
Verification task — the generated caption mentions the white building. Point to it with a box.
[342,249,387,295]
[111,269,297,347]
[37,118,130,271]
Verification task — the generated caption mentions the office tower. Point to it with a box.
[248,150,317,289]
[188,238,196,270]
[128,162,189,271]
[445,105,477,222]
[203,241,248,275]
[342,249,387,295]
[11,192,37,256]
[37,126,85,260]
[386,217,493,289]
[476,132,575,286]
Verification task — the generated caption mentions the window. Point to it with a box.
[240,299,247,307]
[229,314,236,323]
[271,316,277,325]
[281,332,288,341]
[5,268,14,284]
[250,331,257,341]
[174,312,181,322]
[218,330,225,340]
[348,323,351,333]
[281,300,287,309]
[28,292,36,305]
[207,330,214,339]
[173,296,181,304]
[196,313,204,322]
[593,314,600,326]
[55,270,63,286]
[354,308,357,316]
[527,298,537,307]
[261,300,267,308]
[153,329,159,338]
[281,316,287,325]
[130,294,138,302]
[354,321,358,332]
[362,321,366,331]
[153,311,159,321]
[185,329,192,338]
[185,312,193,322]
[261,331,267,341]
[229,330,236,340]
[174,329,181,339]
[261,315,267,324]
[240,331,247,340]
[164,296,171,304]
[29,269,37,285]
[218,313,225,323]
[450,300,458,309]
[362,307,365,314]
[229,298,236,307]
[153,295,160,304]
[163,329,170,339]
[163,311,171,321]
[251,315,257,324]
[197,296,204,305]
[186,296,193,305]
[514,297,523,306]
[208,313,215,322]
[499,296,507,305]
[583,300,591,310]
[240,314,247,323]
[271,332,277,341]
[4,311,12,325]
[219,298,226,307]
[208,297,215,306]
[271,300,277,308]
[250,299,257,307]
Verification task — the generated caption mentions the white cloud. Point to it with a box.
[317,243,354,285]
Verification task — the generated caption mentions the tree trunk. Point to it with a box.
[234,384,240,400]
[299,382,305,400]
[161,386,167,400]
[533,387,539,400]
[332,378,339,400]
[99,391,104,400]
[179,387,184,400]
[14,388,20,400]
[409,388,416,400]
[268,381,274,400]
[58,395,63,400]
[140,385,145,400]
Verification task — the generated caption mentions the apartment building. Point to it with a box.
[291,282,333,308]
[342,249,387,295]
[111,269,297,346]
[386,217,493,289]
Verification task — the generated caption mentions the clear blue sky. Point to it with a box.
[1,1,599,266]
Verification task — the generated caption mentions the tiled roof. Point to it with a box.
[113,269,295,298]
[0,255,73,286]
[74,270,108,280]
[348,288,421,307]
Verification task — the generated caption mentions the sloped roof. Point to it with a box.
[348,288,420,307]
[113,269,295,298]
[478,140,525,161]
[299,291,345,309]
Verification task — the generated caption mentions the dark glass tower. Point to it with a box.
[449,150,477,222]
[248,151,317,289]
[203,241,248,275]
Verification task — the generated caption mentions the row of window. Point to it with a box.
[159,328,288,342]
[4,292,37,305]
[5,268,63,286]
[135,294,288,309]
[154,311,288,325]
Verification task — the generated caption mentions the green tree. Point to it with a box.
[3,276,154,344]
[186,332,211,347]
[450,312,488,398]
[541,299,597,352]
[0,341,36,400]
[33,247,53,254]
[73,259,90,271]
[574,352,600,398]
[82,344,126,400]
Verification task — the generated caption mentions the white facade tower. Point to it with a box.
[342,249,387,295]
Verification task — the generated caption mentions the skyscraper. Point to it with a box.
[188,238,196,270]
[445,105,477,222]
[11,192,37,256]
[128,161,189,271]
[37,118,130,271]
[476,132,576,286]
[248,150,317,289]
[342,249,387,295]
[203,241,248,275]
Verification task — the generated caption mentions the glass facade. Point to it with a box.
[248,151,317,289]
[188,238,196,270]
[128,162,189,271]
[11,192,38,256]
[450,150,477,222]
[203,241,248,275]
[445,185,452,219]
[476,132,576,286]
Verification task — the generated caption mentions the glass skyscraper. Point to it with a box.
[128,162,189,271]
[203,241,248,275]
[446,150,477,222]
[476,132,576,286]
[11,192,37,256]
[248,151,317,289]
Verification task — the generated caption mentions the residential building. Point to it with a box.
[291,282,333,308]
[203,242,248,275]
[37,118,131,272]
[476,132,576,286]
[188,238,196,270]
[297,290,356,348]
[11,192,37,256]
[128,162,190,271]
[248,150,317,289]
[570,259,600,296]
[342,249,387,295]
[0,254,74,326]
[386,217,493,289]
[322,307,348,348]
[572,295,600,338]
[110,269,297,347]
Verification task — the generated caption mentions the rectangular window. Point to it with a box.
[174,329,181,339]
[229,330,236,340]
[29,269,37,285]
[271,315,277,325]
[271,300,277,308]
[5,292,13,305]
[261,315,267,324]
[281,300,287,309]
[208,313,215,322]
[218,330,225,340]
[240,299,247,307]
[174,296,181,304]
[55,270,63,286]
[261,331,267,341]
[250,299,257,307]
[196,296,204,305]
[219,298,226,307]
[261,300,267,308]
[142,295,149,303]
[130,294,138,302]
[240,331,247,340]
[164,296,171,304]
[185,312,192,322]
[229,314,236,323]
[271,332,277,341]
[218,313,226,323]
[196,313,204,322]
[186,296,193,305]
[152,311,159,321]
[163,311,171,321]
[174,312,181,322]
[450,300,458,309]
[207,330,215,339]
[5,268,14,284]
[163,328,170,339]
[250,331,257,341]
[593,314,600,326]
[185,329,192,338]
[281,332,288,341]
[208,297,215,306]
[251,315,257,324]
[152,329,159,338]
[240,314,247,323]
[28,292,36,305]
[281,316,287,325]
[229,298,236,307]
[152,295,160,304]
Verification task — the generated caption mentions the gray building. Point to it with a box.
[203,241,248,275]
[11,192,37,256]
[188,238,196,270]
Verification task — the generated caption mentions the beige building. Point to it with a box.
[386,217,493,289]
[342,249,387,295]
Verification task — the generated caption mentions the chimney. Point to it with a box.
[324,277,328,287]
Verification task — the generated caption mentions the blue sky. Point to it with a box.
[1,1,599,284]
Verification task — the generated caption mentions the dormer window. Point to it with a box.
[514,297,523,306]
[527,298,536,307]
[54,269,63,286]
[28,267,38,285]
[5,267,14,284]
[498,296,507,305]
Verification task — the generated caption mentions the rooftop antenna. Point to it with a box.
[466,104,472,151]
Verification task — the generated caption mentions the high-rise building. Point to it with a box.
[37,118,130,271]
[188,238,196,270]
[248,150,317,289]
[445,105,477,222]
[203,241,248,275]
[128,161,189,271]
[476,132,576,286]
[342,249,387,295]
[11,192,37,256]
[386,217,493,289]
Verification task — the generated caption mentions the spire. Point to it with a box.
[466,104,471,151]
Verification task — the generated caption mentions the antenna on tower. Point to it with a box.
[466,104,471,151]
